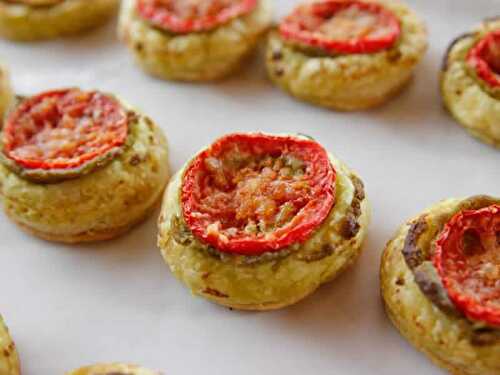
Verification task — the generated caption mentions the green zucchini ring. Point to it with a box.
[0,0,119,41]
[381,195,500,375]
[118,0,272,82]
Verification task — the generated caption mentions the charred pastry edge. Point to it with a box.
[0,96,137,184]
[441,16,500,100]
[168,170,366,266]
[401,195,500,343]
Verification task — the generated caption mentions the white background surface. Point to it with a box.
[0,0,499,374]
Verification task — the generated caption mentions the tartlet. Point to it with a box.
[441,17,500,148]
[381,195,500,375]
[266,0,428,110]
[0,88,170,243]
[118,0,272,81]
[158,132,370,310]
[0,315,20,375]
[0,0,119,41]
[67,363,160,375]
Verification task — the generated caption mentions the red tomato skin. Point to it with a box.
[181,133,336,256]
[433,204,500,327]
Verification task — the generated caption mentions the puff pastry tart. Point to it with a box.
[0,315,19,375]
[67,363,161,375]
[118,0,272,81]
[0,0,119,41]
[441,17,500,148]
[266,0,427,110]
[381,195,500,375]
[158,133,370,310]
[0,88,170,243]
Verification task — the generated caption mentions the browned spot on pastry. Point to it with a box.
[144,116,155,131]
[271,50,282,60]
[470,328,500,346]
[387,49,402,62]
[395,277,405,286]
[135,42,144,52]
[202,272,211,280]
[127,110,139,124]
[203,288,229,298]
[274,67,284,77]
[3,349,9,357]
[129,154,141,166]
[402,215,428,270]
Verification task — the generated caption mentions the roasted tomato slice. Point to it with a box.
[279,0,400,55]
[467,30,500,88]
[434,204,500,327]
[2,88,128,172]
[181,133,336,255]
[136,0,257,34]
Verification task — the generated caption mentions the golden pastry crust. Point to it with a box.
[381,196,500,375]
[118,0,272,82]
[0,315,20,375]
[0,101,170,243]
[0,63,13,121]
[158,134,370,311]
[67,363,161,375]
[266,0,428,111]
[0,0,119,41]
[441,18,500,148]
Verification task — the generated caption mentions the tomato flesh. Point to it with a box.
[2,89,128,171]
[434,205,500,327]
[467,30,500,88]
[181,133,336,255]
[136,0,257,33]
[279,0,400,55]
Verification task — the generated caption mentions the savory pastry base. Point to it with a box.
[381,198,500,375]
[67,363,160,375]
[0,107,170,243]
[6,192,162,243]
[266,0,427,111]
[158,143,370,311]
[0,63,12,120]
[0,315,20,375]
[118,0,272,82]
[441,18,500,148]
[0,0,119,41]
